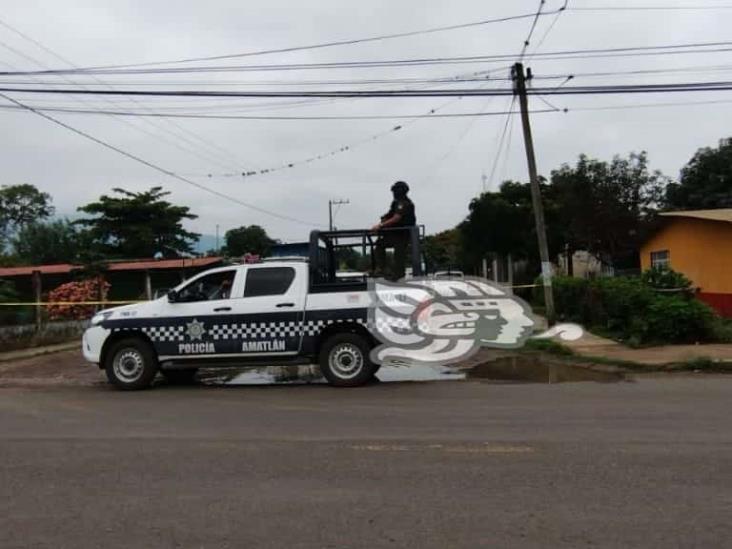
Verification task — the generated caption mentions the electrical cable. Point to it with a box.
[13,10,564,72]
[3,41,731,76]
[0,18,249,172]
[3,80,732,97]
[518,1,546,61]
[486,96,517,189]
[0,39,245,172]
[0,91,324,227]
[527,0,569,59]
[0,103,557,119]
[570,5,732,12]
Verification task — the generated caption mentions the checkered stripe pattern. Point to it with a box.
[302,317,367,337]
[113,325,185,342]
[208,321,302,341]
[113,316,368,342]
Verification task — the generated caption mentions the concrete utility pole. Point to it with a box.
[512,62,555,324]
[328,199,349,231]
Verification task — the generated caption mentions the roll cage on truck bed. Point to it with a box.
[82,226,425,390]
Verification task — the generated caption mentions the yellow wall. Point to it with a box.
[640,218,732,293]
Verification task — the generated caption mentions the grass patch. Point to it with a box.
[524,338,575,356]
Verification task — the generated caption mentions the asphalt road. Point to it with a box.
[1,372,731,548]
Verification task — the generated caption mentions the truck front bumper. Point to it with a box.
[82,326,109,364]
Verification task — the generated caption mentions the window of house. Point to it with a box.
[650,250,670,269]
[244,267,295,298]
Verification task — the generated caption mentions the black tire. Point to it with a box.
[162,368,198,385]
[318,332,377,387]
[104,337,158,391]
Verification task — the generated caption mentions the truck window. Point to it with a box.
[244,267,295,298]
[177,270,236,302]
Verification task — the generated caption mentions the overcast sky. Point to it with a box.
[1,0,731,246]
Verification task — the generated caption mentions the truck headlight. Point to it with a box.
[90,312,112,326]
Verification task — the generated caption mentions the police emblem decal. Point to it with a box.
[368,276,582,368]
[186,319,206,341]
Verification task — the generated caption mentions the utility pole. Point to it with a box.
[215,224,220,254]
[512,62,555,324]
[328,198,349,231]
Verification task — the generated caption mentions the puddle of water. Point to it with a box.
[200,363,464,386]
[197,355,624,386]
[468,355,625,383]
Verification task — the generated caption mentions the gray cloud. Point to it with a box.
[2,0,731,243]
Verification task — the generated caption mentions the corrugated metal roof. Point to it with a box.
[106,257,223,271]
[0,264,76,277]
[0,257,224,278]
[660,209,732,223]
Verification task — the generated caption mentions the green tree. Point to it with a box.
[550,152,666,269]
[223,225,275,257]
[0,184,54,247]
[76,187,199,258]
[460,180,562,272]
[12,219,89,265]
[666,137,732,209]
[423,228,463,270]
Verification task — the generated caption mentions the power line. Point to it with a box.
[17,10,564,73]
[570,4,732,12]
[0,17,250,172]
[0,92,323,227]
[527,0,569,59]
[185,96,488,179]
[571,98,732,111]
[3,40,731,76]
[0,38,245,173]
[518,0,546,61]
[486,96,517,189]
[3,80,732,97]
[0,103,558,119]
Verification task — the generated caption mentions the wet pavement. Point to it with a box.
[0,348,629,389]
[199,354,626,387]
[2,375,731,548]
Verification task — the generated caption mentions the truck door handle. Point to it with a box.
[276,302,295,308]
[213,306,232,312]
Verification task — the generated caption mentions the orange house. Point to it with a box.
[640,209,732,317]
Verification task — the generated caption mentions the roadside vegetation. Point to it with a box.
[532,267,730,346]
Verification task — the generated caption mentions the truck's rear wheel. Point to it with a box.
[104,337,158,391]
[319,333,376,387]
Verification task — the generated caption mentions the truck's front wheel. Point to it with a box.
[104,337,158,391]
[319,333,377,387]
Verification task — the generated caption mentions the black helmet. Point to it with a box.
[391,181,409,194]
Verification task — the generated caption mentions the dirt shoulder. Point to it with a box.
[563,332,732,366]
[0,349,102,387]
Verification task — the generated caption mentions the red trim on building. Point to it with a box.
[0,257,223,278]
[698,292,732,318]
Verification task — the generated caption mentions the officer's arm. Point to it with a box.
[378,212,403,228]
[372,201,403,230]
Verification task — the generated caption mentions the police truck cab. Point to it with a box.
[82,228,423,390]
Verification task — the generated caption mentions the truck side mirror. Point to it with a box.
[167,290,178,303]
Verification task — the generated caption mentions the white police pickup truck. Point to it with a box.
[83,228,424,390]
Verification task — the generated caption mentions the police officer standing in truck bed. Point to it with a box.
[372,180,416,280]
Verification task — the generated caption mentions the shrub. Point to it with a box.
[641,266,693,294]
[642,295,716,343]
[536,271,720,344]
[47,278,110,320]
